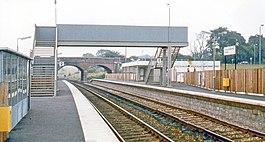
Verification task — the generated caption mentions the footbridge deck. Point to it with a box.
[34,24,188,47]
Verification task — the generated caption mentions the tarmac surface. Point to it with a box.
[125,80,265,102]
[8,81,85,142]
[169,83,265,101]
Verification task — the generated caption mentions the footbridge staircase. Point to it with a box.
[144,47,181,85]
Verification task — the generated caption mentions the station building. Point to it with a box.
[106,60,221,83]
[0,47,31,140]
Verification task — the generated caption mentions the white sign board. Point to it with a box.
[224,45,236,56]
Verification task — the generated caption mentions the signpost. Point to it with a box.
[224,45,236,56]
[224,45,236,70]
[223,45,237,92]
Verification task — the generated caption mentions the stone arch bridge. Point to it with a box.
[58,57,125,81]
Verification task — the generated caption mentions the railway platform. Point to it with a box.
[170,82,265,101]
[8,80,119,142]
[135,81,265,101]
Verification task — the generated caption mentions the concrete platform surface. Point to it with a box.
[8,81,85,142]
[63,80,119,142]
[100,79,265,102]
[170,83,265,102]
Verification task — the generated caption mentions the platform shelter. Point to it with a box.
[0,47,31,141]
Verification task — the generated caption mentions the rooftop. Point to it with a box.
[0,47,32,60]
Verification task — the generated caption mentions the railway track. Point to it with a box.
[74,82,227,141]
[79,82,265,142]
[74,84,172,142]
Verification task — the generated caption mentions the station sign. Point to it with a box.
[224,45,236,56]
[157,58,162,63]
[59,61,64,67]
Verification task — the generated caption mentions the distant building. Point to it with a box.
[117,60,220,83]
[172,61,221,82]
[173,61,221,72]
[121,61,149,81]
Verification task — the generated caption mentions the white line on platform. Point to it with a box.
[63,80,119,142]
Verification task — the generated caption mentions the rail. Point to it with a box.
[73,82,173,142]
[90,79,265,140]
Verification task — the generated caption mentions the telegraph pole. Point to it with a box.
[167,3,172,87]
[54,0,58,96]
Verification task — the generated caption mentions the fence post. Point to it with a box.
[180,68,264,95]
[260,69,265,95]
[244,69,246,93]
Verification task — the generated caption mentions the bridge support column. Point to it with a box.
[162,48,167,86]
[167,45,172,87]
[159,68,163,86]
[81,70,88,82]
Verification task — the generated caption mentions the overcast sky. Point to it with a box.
[0,0,264,57]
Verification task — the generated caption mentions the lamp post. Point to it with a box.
[17,36,31,52]
[259,24,264,64]
[254,43,256,64]
[125,47,127,62]
[166,3,172,87]
[54,0,58,96]
[136,59,140,81]
[202,31,216,91]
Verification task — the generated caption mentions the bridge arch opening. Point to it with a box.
[87,65,112,80]
[58,65,84,81]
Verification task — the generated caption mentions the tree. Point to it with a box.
[177,53,193,61]
[138,54,151,59]
[87,67,97,73]
[128,54,152,61]
[190,32,209,60]
[82,53,94,58]
[248,35,265,64]
[205,27,246,63]
[128,56,139,61]
[96,49,125,58]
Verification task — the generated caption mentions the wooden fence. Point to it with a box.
[182,69,265,95]
[105,73,136,81]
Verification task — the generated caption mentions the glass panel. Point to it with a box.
[2,52,12,106]
[1,51,30,106]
